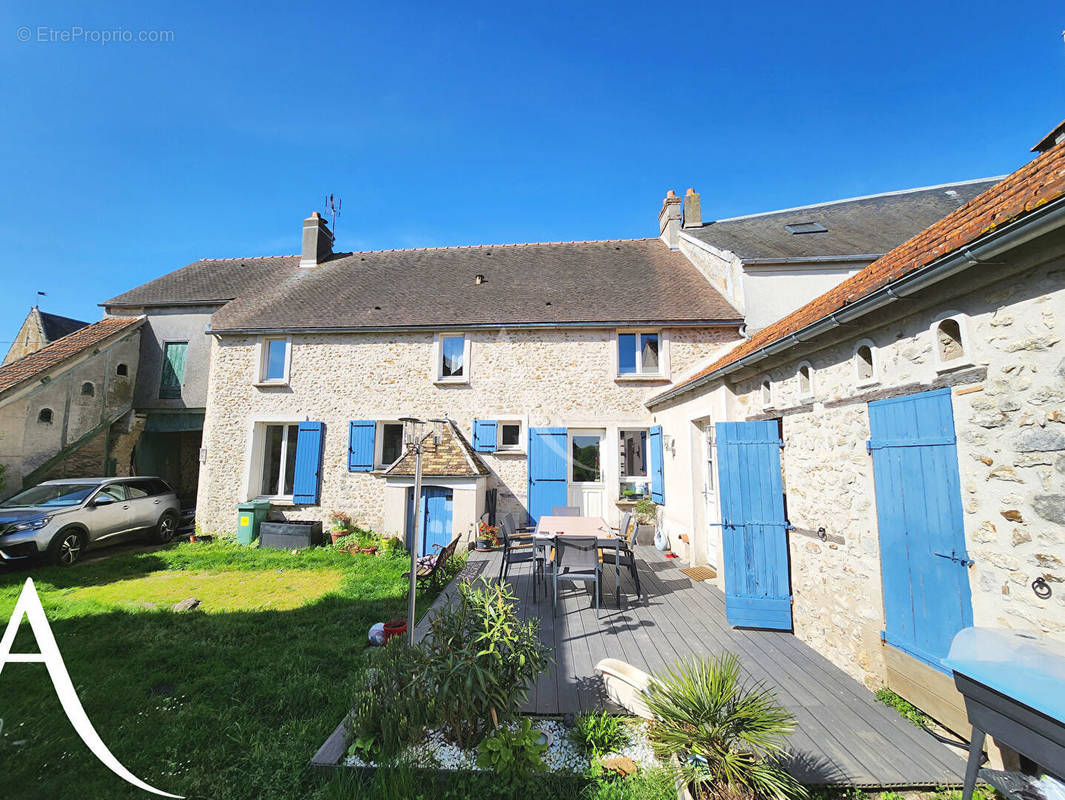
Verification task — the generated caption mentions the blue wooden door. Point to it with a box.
[407,486,453,557]
[528,428,568,525]
[715,420,793,630]
[869,388,973,671]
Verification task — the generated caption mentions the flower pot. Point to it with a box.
[360,546,379,554]
[330,531,345,545]
[382,620,407,642]
[475,538,492,552]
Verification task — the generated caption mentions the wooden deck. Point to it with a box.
[415,545,967,787]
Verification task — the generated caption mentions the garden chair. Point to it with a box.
[601,515,642,603]
[403,534,460,590]
[497,521,540,601]
[553,535,602,617]
[552,505,581,516]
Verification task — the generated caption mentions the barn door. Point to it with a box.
[528,428,568,525]
[869,388,973,670]
[715,420,793,630]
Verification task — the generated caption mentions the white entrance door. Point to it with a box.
[701,423,719,566]
[567,428,605,518]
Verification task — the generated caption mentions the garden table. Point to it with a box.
[533,516,623,608]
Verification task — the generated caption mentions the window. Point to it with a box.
[260,338,290,384]
[571,433,602,483]
[854,340,876,383]
[94,483,126,503]
[436,334,468,382]
[933,315,968,369]
[124,481,150,500]
[260,423,299,497]
[499,422,522,451]
[37,408,53,424]
[797,363,813,399]
[80,382,95,397]
[116,363,128,376]
[159,341,188,399]
[760,377,773,409]
[619,429,650,499]
[617,331,662,376]
[379,422,405,468]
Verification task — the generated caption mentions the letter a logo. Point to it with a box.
[0,578,183,798]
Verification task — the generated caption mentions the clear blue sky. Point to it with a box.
[0,1,1062,346]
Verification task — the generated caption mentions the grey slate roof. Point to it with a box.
[103,255,300,308]
[685,179,1001,261]
[206,239,741,332]
[38,311,89,341]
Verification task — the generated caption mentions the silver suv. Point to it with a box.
[0,477,181,566]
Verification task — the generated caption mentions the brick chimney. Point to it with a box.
[658,190,682,249]
[300,212,334,268]
[682,188,701,228]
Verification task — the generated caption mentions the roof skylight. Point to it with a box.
[784,221,828,234]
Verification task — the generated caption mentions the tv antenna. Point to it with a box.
[324,194,342,235]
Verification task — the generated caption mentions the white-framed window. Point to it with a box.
[797,362,814,400]
[931,312,971,371]
[619,428,650,500]
[760,376,773,409]
[258,336,292,384]
[376,421,406,469]
[854,339,877,385]
[433,333,470,384]
[256,422,299,499]
[498,420,523,452]
[616,329,668,378]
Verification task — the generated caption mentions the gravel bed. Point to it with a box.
[344,717,660,774]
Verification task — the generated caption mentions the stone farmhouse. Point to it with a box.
[3,119,1060,751]
[647,125,1065,736]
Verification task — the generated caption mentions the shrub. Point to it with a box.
[425,578,551,747]
[874,688,930,728]
[644,653,805,800]
[476,718,548,794]
[570,710,630,758]
[347,638,435,760]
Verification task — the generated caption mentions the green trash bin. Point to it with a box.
[236,499,271,545]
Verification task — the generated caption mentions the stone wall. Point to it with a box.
[197,326,738,536]
[716,249,1065,687]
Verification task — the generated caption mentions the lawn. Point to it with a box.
[0,540,447,800]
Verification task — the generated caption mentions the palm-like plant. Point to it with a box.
[644,653,805,800]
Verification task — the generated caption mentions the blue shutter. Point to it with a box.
[348,420,376,472]
[292,421,324,504]
[649,425,665,504]
[527,427,568,525]
[473,419,497,452]
[716,420,792,630]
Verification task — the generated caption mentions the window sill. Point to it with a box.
[494,449,526,456]
[433,378,470,386]
[614,374,669,383]
[935,360,975,374]
[254,381,290,389]
[855,379,879,390]
[254,495,293,506]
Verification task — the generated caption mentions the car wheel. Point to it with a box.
[49,529,86,566]
[153,512,178,544]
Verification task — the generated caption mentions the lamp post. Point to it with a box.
[399,417,447,646]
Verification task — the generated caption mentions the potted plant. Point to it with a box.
[358,529,381,554]
[475,521,499,551]
[634,498,658,547]
[328,511,353,545]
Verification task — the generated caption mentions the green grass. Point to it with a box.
[873,688,931,729]
[0,541,451,800]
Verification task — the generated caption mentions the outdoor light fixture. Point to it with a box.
[398,416,451,645]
